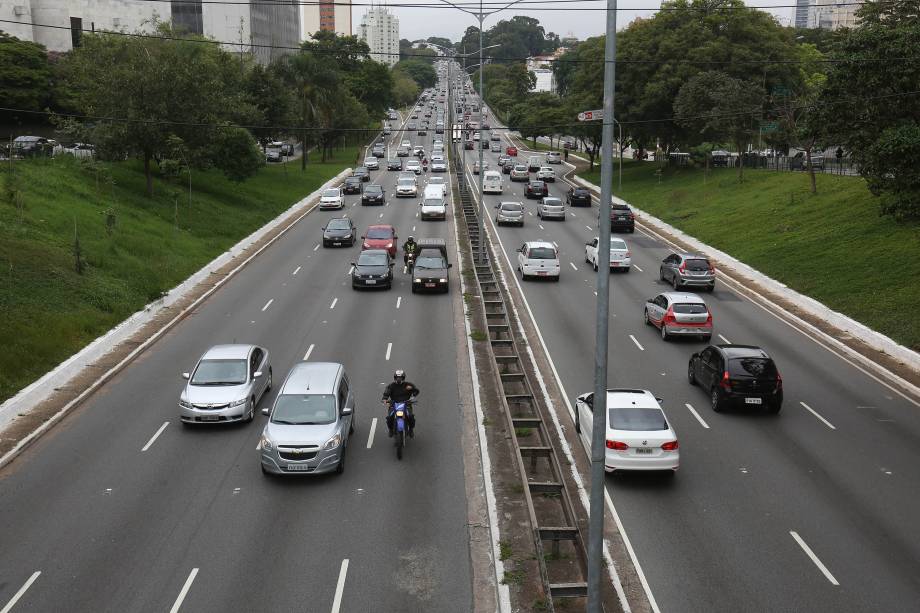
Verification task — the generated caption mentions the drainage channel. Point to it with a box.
[453,152,591,609]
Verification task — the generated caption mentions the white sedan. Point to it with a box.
[319,187,344,210]
[585,237,631,272]
[575,389,679,474]
[405,159,422,175]
[363,156,379,170]
[536,166,556,182]
[431,156,447,172]
[427,176,448,197]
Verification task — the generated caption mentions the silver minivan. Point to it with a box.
[259,362,355,476]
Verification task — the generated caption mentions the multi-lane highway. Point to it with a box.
[0,106,475,612]
[460,94,920,611]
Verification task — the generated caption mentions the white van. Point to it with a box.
[482,170,503,194]
[420,185,447,221]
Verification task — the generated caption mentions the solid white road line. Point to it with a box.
[0,571,41,613]
[684,404,710,429]
[304,344,315,361]
[718,333,731,344]
[569,262,578,271]
[632,264,643,272]
[790,531,839,586]
[168,568,199,613]
[366,418,378,449]
[292,266,301,276]
[330,559,349,613]
[385,342,392,361]
[141,421,170,452]
[261,299,273,312]
[330,298,338,310]
[313,244,320,251]
[629,335,645,351]
[800,401,836,430]
[396,296,402,309]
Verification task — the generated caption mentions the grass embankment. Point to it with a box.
[0,148,358,402]
[579,161,920,351]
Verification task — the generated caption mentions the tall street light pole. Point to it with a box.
[588,0,618,610]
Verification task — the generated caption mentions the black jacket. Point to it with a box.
[383,381,420,404]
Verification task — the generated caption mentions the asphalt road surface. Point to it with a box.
[0,106,473,612]
[461,102,920,612]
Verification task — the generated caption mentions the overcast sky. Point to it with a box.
[351,1,795,44]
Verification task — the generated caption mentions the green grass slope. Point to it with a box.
[0,149,357,402]
[579,162,920,351]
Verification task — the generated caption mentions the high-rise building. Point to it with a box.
[794,0,811,28]
[301,0,352,40]
[358,7,399,67]
[808,0,859,30]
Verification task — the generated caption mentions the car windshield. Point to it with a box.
[271,394,336,425]
[407,161,419,166]
[530,182,545,188]
[543,198,562,207]
[528,247,556,259]
[366,228,392,239]
[355,167,367,173]
[191,359,247,385]
[729,357,777,378]
[429,178,444,184]
[389,158,399,163]
[514,166,526,171]
[358,253,389,266]
[323,189,340,198]
[398,178,415,186]
[327,219,351,230]
[416,256,445,269]
[673,303,708,314]
[608,408,668,431]
[685,259,711,271]
[365,185,382,194]
[610,239,627,250]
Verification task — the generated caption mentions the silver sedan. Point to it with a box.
[179,344,272,425]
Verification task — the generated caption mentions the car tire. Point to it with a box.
[661,325,669,341]
[593,260,598,272]
[673,276,680,290]
[707,284,715,293]
[701,334,712,342]
[659,268,666,282]
[244,397,255,423]
[688,360,697,385]
[266,367,273,391]
[261,464,270,476]
[520,268,527,281]
[711,387,724,413]
[644,309,651,326]
[336,444,346,475]
[585,252,590,264]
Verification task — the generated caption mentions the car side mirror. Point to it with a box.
[494,204,500,209]
[360,236,365,239]
[389,262,395,267]
[261,407,270,416]
[341,406,353,416]
[254,371,263,378]
[182,372,190,380]
[350,262,356,267]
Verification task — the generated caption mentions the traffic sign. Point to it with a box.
[577,110,604,121]
[760,121,779,133]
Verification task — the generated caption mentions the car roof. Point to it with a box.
[367,224,395,231]
[282,362,342,395]
[525,240,556,249]
[676,252,709,260]
[359,248,389,257]
[202,344,253,360]
[605,389,662,409]
[715,344,771,358]
[659,292,706,304]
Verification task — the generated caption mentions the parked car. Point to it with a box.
[352,249,394,289]
[525,180,548,199]
[179,344,271,425]
[494,201,525,226]
[361,184,386,206]
[319,187,345,210]
[585,236,631,272]
[322,217,357,247]
[537,197,565,221]
[574,389,679,474]
[789,151,825,170]
[361,224,398,256]
[567,187,592,207]
[644,292,711,341]
[659,253,716,292]
[343,176,363,194]
[688,345,782,413]
[517,240,560,281]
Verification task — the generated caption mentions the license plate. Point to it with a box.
[425,283,436,288]
[635,447,653,454]
[610,262,621,267]
[333,242,342,246]
[745,397,762,405]
[200,415,219,421]
[286,464,311,471]
[366,279,376,285]
[537,271,547,275]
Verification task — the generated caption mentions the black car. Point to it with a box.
[610,203,635,232]
[411,247,452,293]
[387,157,403,170]
[502,160,515,175]
[372,147,385,158]
[688,345,783,413]
[567,187,592,207]
[418,128,427,136]
[343,176,363,195]
[353,166,370,182]
[322,217,356,248]
[525,180,549,199]
[361,184,386,206]
[464,140,474,150]
[351,249,394,290]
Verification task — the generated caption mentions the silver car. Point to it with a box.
[644,292,713,341]
[537,196,565,220]
[179,344,272,424]
[659,253,716,291]
[495,201,524,226]
[259,362,355,476]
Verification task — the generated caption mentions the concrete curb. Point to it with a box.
[0,168,352,434]
[570,173,920,381]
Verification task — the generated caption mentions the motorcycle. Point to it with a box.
[405,250,417,274]
[386,399,415,460]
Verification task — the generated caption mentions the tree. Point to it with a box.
[208,126,264,182]
[279,52,340,170]
[426,37,454,51]
[817,0,920,219]
[392,70,420,107]
[394,60,437,88]
[674,71,765,181]
[0,32,52,124]
[243,63,297,146]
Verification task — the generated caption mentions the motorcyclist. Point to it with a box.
[403,236,419,267]
[422,157,429,172]
[382,370,419,437]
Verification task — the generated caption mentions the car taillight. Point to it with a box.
[606,440,628,450]
[661,441,679,451]
[628,212,635,220]
[705,312,713,325]
[678,262,687,273]
[709,264,716,274]
[662,307,676,325]
[720,371,732,390]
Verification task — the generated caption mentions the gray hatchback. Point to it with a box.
[259,362,355,475]
[659,253,716,292]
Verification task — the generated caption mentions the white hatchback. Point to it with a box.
[536,166,556,182]
[585,237,631,272]
[516,241,560,281]
[319,187,344,210]
[427,176,448,196]
[575,389,679,474]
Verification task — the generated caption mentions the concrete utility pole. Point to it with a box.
[587,0,618,610]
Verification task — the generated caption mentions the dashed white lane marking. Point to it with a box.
[396,296,402,309]
[539,224,545,230]
[304,344,315,361]
[718,334,731,344]
[352,202,357,207]
[586,225,593,231]
[569,262,578,271]
[347,265,354,276]
[629,335,645,351]
[366,418,378,449]
[378,213,384,219]
[412,225,416,232]
[314,244,320,251]
[684,404,710,429]
[800,401,836,430]
[168,568,199,613]
[330,298,338,310]
[528,211,533,216]
[261,299,273,312]
[632,264,643,272]
[330,559,350,613]
[292,266,301,276]
[0,571,41,613]
[385,342,393,361]
[790,532,839,585]
[141,421,170,452]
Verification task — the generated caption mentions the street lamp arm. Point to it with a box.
[430,0,478,17]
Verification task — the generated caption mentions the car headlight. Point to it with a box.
[230,398,248,407]
[323,433,342,450]
[179,399,192,408]
[260,435,273,452]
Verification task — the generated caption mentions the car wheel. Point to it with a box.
[688,360,697,385]
[768,400,782,415]
[336,444,346,474]
[261,464,270,475]
[520,268,526,281]
[585,252,590,264]
[661,324,669,341]
[593,260,598,272]
[266,367,273,391]
[672,276,680,290]
[644,309,651,326]
[349,417,355,435]
[244,398,255,423]
[701,334,712,342]
[659,268,666,282]
[707,284,715,293]
[710,387,724,413]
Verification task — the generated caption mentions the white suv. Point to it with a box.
[516,241,560,281]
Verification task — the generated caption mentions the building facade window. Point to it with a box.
[70,17,82,48]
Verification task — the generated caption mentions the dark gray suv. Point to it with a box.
[659,253,715,292]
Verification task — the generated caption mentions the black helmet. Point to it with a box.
[407,236,415,242]
[394,369,406,382]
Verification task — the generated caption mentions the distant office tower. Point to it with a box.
[358,7,399,67]
[302,0,352,40]
[808,0,860,30]
[794,0,811,28]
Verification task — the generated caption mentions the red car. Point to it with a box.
[506,146,518,157]
[362,224,398,257]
